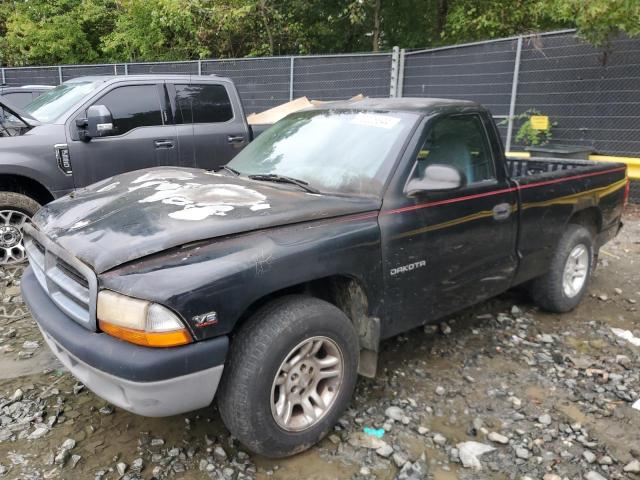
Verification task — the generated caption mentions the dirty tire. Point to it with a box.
[218,295,359,458]
[529,224,594,313]
[0,191,40,265]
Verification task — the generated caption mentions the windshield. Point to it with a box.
[23,81,101,123]
[229,110,418,196]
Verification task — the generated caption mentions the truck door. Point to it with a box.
[379,111,518,337]
[167,82,249,170]
[67,83,178,187]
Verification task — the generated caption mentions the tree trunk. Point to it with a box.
[372,0,381,52]
[259,0,274,55]
[436,0,448,36]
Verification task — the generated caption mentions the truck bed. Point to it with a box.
[507,157,597,179]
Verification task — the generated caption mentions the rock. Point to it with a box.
[375,443,394,458]
[616,355,631,369]
[538,414,552,425]
[543,475,561,480]
[22,340,39,350]
[539,334,554,344]
[439,322,451,335]
[70,455,81,469]
[29,426,49,440]
[585,471,607,480]
[385,406,404,422]
[150,438,164,447]
[435,386,446,396]
[10,389,23,402]
[393,452,408,467]
[433,433,447,446]
[116,462,127,476]
[98,405,114,415]
[214,446,228,462]
[624,460,640,473]
[583,451,597,463]
[457,441,495,470]
[598,456,613,465]
[396,455,427,480]
[60,438,76,451]
[515,447,530,459]
[508,396,522,408]
[614,288,622,295]
[54,449,69,466]
[488,432,509,444]
[359,466,371,475]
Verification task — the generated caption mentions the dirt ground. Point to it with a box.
[1,207,639,480]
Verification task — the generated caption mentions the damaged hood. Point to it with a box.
[32,167,381,273]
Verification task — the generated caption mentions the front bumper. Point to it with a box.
[21,267,228,417]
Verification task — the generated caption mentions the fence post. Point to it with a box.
[113,64,118,75]
[289,56,295,101]
[1,67,5,85]
[397,49,406,98]
[505,36,523,153]
[124,63,129,75]
[58,66,63,84]
[389,46,400,97]
[198,60,202,76]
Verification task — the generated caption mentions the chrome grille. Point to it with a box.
[23,224,97,331]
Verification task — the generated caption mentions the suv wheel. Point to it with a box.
[529,224,594,312]
[218,295,359,458]
[0,192,40,265]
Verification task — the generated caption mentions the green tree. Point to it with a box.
[2,0,117,66]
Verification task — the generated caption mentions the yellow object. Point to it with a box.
[530,115,550,130]
[505,151,639,180]
[99,320,192,348]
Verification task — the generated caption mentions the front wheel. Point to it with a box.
[0,192,40,265]
[218,295,359,458]
[529,224,594,313]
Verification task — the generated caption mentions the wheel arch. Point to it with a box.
[567,206,602,237]
[0,173,55,206]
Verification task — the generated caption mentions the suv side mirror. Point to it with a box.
[405,164,466,196]
[76,105,114,141]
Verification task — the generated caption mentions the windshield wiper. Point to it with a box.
[215,165,240,176]
[248,174,321,194]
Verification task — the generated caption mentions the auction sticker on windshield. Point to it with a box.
[350,113,401,129]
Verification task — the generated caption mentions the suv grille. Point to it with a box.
[23,225,98,331]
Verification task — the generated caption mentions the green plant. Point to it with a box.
[512,109,556,146]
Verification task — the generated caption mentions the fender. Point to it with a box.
[100,212,386,342]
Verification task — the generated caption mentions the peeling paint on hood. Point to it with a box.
[32,167,381,273]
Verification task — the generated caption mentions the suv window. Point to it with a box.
[93,85,163,136]
[416,114,495,184]
[174,84,233,124]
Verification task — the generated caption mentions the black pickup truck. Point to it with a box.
[21,98,628,458]
[0,75,265,265]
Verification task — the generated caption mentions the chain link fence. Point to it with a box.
[1,30,639,201]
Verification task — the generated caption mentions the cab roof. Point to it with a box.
[65,74,232,84]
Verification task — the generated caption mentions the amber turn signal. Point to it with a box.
[99,320,192,348]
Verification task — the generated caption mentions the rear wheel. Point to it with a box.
[529,224,594,312]
[218,295,359,458]
[0,192,40,265]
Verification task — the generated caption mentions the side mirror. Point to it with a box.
[77,105,113,141]
[405,164,466,196]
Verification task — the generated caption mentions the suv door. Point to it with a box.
[67,83,178,187]
[379,111,518,337]
[168,82,248,170]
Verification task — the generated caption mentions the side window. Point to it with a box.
[415,115,496,185]
[93,85,163,136]
[174,84,233,124]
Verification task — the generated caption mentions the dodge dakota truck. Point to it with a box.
[0,74,265,265]
[21,98,628,458]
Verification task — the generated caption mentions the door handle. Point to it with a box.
[154,140,174,149]
[492,203,511,221]
[227,135,245,143]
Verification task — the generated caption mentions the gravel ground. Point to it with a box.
[1,207,639,480]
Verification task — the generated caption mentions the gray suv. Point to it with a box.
[0,75,256,264]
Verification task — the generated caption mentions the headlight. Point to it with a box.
[97,290,192,347]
